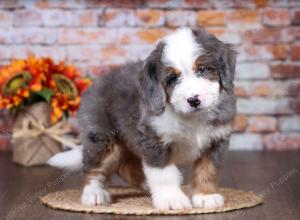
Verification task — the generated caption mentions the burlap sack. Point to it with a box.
[11,102,76,166]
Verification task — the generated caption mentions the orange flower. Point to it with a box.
[75,78,92,94]
[50,93,81,123]
[30,83,42,91]
[0,55,92,123]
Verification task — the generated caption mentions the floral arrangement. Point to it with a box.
[0,56,92,123]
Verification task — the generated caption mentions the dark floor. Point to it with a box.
[0,151,299,220]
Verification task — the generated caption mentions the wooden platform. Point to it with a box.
[0,151,299,220]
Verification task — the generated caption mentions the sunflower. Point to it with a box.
[0,57,45,110]
[47,61,91,123]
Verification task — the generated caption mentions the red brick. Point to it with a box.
[290,98,300,114]
[238,44,287,61]
[286,80,300,97]
[100,47,128,64]
[165,10,196,27]
[262,8,290,26]
[137,28,170,44]
[0,11,12,27]
[244,28,285,44]
[228,10,259,24]
[253,0,269,8]
[197,11,226,26]
[291,44,300,60]
[235,81,286,97]
[235,81,251,97]
[271,64,300,78]
[73,10,102,26]
[42,9,102,27]
[234,115,249,132]
[67,46,127,65]
[253,81,285,97]
[134,9,164,27]
[206,28,225,38]
[287,27,300,41]
[36,0,85,9]
[116,28,139,44]
[116,28,168,45]
[291,10,300,25]
[14,10,43,27]
[254,83,273,97]
[264,133,300,150]
[58,28,117,45]
[249,116,277,133]
[100,9,134,27]
[267,44,287,60]
[234,85,248,97]
[0,0,23,9]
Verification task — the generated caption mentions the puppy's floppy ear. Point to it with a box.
[219,43,237,90]
[138,42,166,115]
[192,29,236,90]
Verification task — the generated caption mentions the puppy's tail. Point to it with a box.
[48,146,83,171]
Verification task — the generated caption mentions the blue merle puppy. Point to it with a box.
[49,27,236,210]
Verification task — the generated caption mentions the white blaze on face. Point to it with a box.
[162,28,220,114]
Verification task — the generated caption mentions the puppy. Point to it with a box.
[49,27,236,210]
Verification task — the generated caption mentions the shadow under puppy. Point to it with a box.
[49,27,236,210]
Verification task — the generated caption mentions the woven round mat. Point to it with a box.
[41,186,263,215]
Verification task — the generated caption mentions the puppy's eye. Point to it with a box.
[197,65,209,76]
[166,74,178,84]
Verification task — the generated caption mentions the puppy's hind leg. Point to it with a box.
[118,150,146,189]
[81,144,121,206]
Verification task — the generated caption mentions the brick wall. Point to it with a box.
[0,0,300,150]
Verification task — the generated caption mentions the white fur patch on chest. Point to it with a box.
[149,106,232,164]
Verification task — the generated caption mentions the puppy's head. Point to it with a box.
[139,27,236,116]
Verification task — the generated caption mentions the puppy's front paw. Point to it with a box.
[153,189,192,210]
[192,193,224,209]
[81,182,111,206]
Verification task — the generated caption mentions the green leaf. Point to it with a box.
[34,88,54,103]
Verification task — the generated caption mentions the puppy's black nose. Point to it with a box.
[187,95,200,108]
